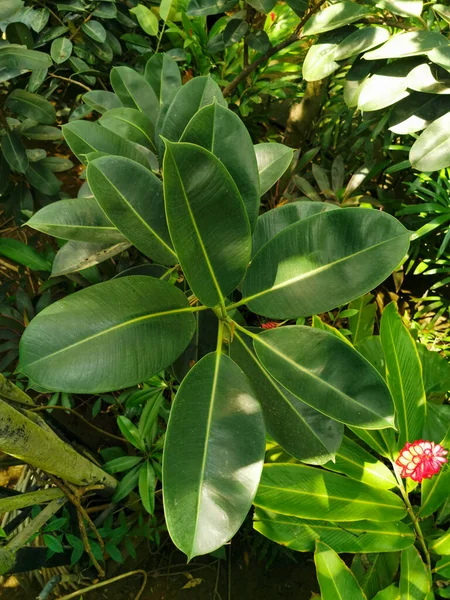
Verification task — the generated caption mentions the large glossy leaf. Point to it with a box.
[323,436,397,489]
[26,198,125,244]
[181,103,260,229]
[1,131,28,173]
[418,344,450,395]
[242,208,410,319]
[399,547,430,600]
[375,0,422,17]
[145,53,181,108]
[26,162,61,195]
[83,90,122,114]
[302,2,369,36]
[0,45,52,70]
[51,240,130,277]
[163,141,251,307]
[315,540,367,600]
[110,66,159,117]
[352,552,400,600]
[187,0,237,17]
[253,326,394,429]
[251,201,338,258]
[19,276,196,393]
[419,428,450,518]
[254,464,406,522]
[389,94,450,136]
[406,64,450,95]
[334,26,390,61]
[254,143,293,196]
[364,32,449,60]
[348,293,376,345]
[380,302,426,447]
[230,330,344,464]
[410,112,450,172]
[429,46,450,73]
[99,108,156,152]
[302,42,341,82]
[254,508,414,553]
[87,156,176,265]
[163,352,265,559]
[6,89,56,124]
[373,586,401,600]
[62,121,149,169]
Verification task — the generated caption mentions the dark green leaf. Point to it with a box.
[246,31,270,54]
[0,46,52,71]
[83,90,122,114]
[6,89,56,124]
[82,20,106,43]
[223,19,248,46]
[0,238,51,271]
[187,0,237,17]
[110,66,159,116]
[254,143,293,195]
[99,107,156,152]
[51,240,130,277]
[139,461,156,514]
[6,23,33,49]
[26,162,61,195]
[1,131,28,174]
[145,53,181,108]
[50,37,73,64]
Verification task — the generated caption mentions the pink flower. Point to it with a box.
[396,440,448,482]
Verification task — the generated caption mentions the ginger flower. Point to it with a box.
[396,440,448,482]
[261,321,280,330]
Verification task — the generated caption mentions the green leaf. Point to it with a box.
[418,344,450,396]
[19,276,196,393]
[130,4,159,36]
[117,415,145,451]
[0,238,51,271]
[5,89,56,124]
[334,26,390,61]
[302,42,340,82]
[0,46,52,70]
[375,0,422,17]
[27,198,125,244]
[187,0,237,17]
[87,156,176,265]
[410,112,450,172]
[399,546,430,600]
[434,4,450,24]
[373,585,401,600]
[163,352,265,559]
[254,463,407,521]
[254,508,414,553]
[41,157,73,172]
[50,37,73,64]
[181,103,260,229]
[357,61,419,112]
[33,8,50,33]
[139,461,156,514]
[1,131,28,174]
[6,23,33,49]
[26,162,61,195]
[247,31,270,54]
[303,2,369,36]
[323,436,397,489]
[51,240,130,277]
[112,464,141,502]
[103,455,143,474]
[163,141,251,307]
[348,293,376,345]
[406,64,450,95]
[83,90,122,114]
[245,0,275,13]
[429,530,450,555]
[99,108,156,152]
[241,208,410,319]
[22,125,62,141]
[230,329,344,464]
[0,0,23,20]
[62,121,149,169]
[253,326,395,429]
[223,18,248,46]
[110,66,159,116]
[251,201,338,259]
[145,54,181,107]
[380,302,426,448]
[389,93,450,136]
[420,430,450,518]
[363,32,449,60]
[43,534,64,554]
[352,552,399,600]
[315,540,367,600]
[82,20,106,43]
[254,143,293,196]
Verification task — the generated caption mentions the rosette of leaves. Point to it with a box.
[20,58,413,560]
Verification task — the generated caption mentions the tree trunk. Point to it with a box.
[284,79,328,149]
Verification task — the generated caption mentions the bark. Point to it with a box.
[0,374,35,406]
[0,488,64,513]
[284,78,329,149]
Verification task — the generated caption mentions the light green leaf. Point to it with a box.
[434,4,450,25]
[375,0,422,17]
[51,240,130,277]
[380,302,426,448]
[87,156,176,265]
[302,2,370,37]
[0,238,51,271]
[6,89,56,124]
[1,131,28,174]
[139,461,156,514]
[348,293,376,345]
[254,143,293,195]
[241,208,410,319]
[334,26,390,61]
[19,276,196,393]
[399,546,430,600]
[26,198,125,244]
[181,103,260,229]
[130,4,159,36]
[315,540,367,600]
[418,344,450,395]
[40,156,73,172]
[50,37,73,64]
[0,45,52,70]
[110,66,159,117]
[83,90,122,114]
[99,107,156,152]
[0,0,23,20]
[117,415,145,451]
[145,54,181,108]
[163,352,265,559]
[253,326,395,429]
[230,329,344,465]
[429,530,450,555]
[163,141,251,307]
[410,112,450,172]
[302,42,340,82]
[353,553,400,600]
[357,61,419,112]
[82,20,106,43]
[389,93,450,136]
[419,427,450,518]
[373,585,401,600]
[406,64,450,95]
[363,31,449,60]
[103,455,143,474]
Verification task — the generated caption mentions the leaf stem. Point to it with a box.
[232,321,259,341]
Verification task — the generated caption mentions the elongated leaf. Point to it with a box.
[241,208,410,319]
[419,428,450,518]
[139,461,156,514]
[100,107,156,152]
[181,103,260,229]
[334,26,390,61]
[0,0,23,19]
[19,276,196,393]
[103,455,143,474]
[187,0,237,17]
[410,112,450,172]
[323,436,397,489]
[26,162,61,195]
[88,156,176,265]
[62,121,149,169]
[230,330,343,464]
[429,530,450,555]
[0,46,52,70]
[251,201,338,258]
[315,540,367,600]
[253,326,394,429]
[117,415,145,451]
[254,464,406,521]
[130,4,159,36]
[418,344,450,396]
[390,94,450,136]
[254,143,293,196]
[51,240,130,277]
[26,198,125,244]
[380,302,426,447]
[406,64,450,95]
[110,66,159,117]
[163,352,265,559]
[364,32,449,60]
[375,0,422,17]
[82,20,106,43]
[145,53,181,108]
[6,89,56,124]
[302,2,369,36]
[83,90,122,114]
[1,131,28,174]
[373,585,401,600]
[254,508,414,553]
[163,141,251,307]
[399,546,430,600]
[0,238,51,271]
[112,464,140,503]
[349,293,376,345]
[352,552,399,600]
[302,42,341,82]
[357,61,419,112]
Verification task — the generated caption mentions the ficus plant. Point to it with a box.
[19,59,414,563]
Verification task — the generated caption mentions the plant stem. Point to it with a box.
[48,73,92,92]
[56,570,147,600]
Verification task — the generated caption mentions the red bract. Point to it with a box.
[261,321,279,330]
[396,440,448,482]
